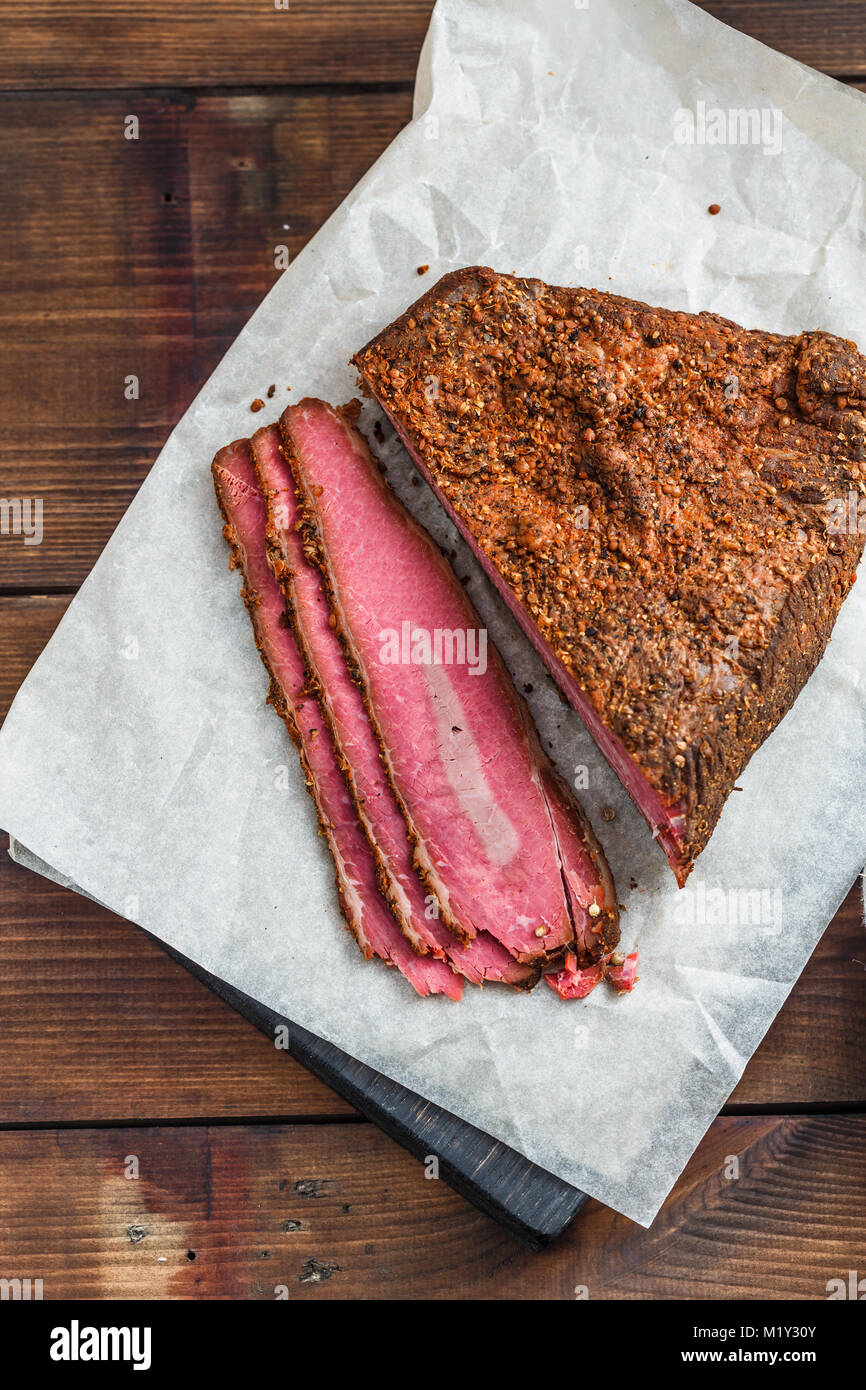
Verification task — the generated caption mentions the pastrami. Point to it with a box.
[251,424,535,989]
[212,438,462,999]
[354,268,866,885]
[280,400,619,968]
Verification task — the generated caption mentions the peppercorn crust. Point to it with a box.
[353,267,866,882]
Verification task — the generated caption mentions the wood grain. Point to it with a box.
[0,839,356,1123]
[731,881,866,1106]
[1,0,865,1277]
[0,2,432,91]
[1,2,864,90]
[0,835,863,1125]
[2,76,864,588]
[699,1,866,74]
[0,89,411,588]
[0,1114,862,1298]
[0,597,71,725]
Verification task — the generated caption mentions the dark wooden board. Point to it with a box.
[0,836,356,1123]
[6,839,586,1247]
[0,1,432,90]
[1,837,863,1124]
[0,1113,863,1298]
[162,931,587,1247]
[1,2,864,90]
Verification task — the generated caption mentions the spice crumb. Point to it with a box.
[250,398,265,412]
[266,384,276,398]
[601,805,616,822]
[417,264,430,276]
[708,203,721,216]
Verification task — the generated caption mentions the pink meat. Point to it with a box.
[212,439,462,1000]
[546,948,640,999]
[251,424,534,990]
[280,400,619,968]
[544,955,604,1001]
[377,401,689,880]
[604,951,640,993]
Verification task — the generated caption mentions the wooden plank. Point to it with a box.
[2,75,864,588]
[0,1114,862,1298]
[732,880,866,1106]
[1,2,865,90]
[0,826,863,1124]
[0,597,71,725]
[3,840,588,1247]
[0,2,433,91]
[698,1,866,74]
[0,838,356,1122]
[171,941,587,1247]
[0,89,411,588]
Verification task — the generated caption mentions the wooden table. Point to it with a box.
[1,1,865,1300]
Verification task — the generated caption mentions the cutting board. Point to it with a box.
[9,838,588,1249]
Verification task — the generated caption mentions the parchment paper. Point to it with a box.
[2,0,865,1226]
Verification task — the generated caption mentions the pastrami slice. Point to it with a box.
[250,424,535,989]
[212,438,462,1000]
[280,399,619,967]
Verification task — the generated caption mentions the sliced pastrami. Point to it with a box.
[251,424,535,990]
[536,764,619,961]
[280,399,619,968]
[212,438,461,1000]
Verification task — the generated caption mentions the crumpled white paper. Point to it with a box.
[1,0,865,1225]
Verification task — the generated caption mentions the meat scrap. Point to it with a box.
[354,266,866,884]
[212,438,461,999]
[544,949,639,1000]
[279,398,619,969]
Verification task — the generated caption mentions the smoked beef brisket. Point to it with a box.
[279,399,619,967]
[212,438,462,998]
[354,267,866,883]
[251,424,536,989]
